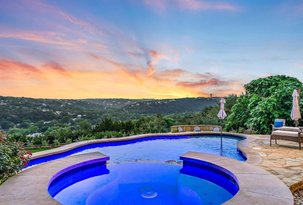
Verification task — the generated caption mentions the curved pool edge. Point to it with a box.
[0,152,105,205]
[48,155,240,203]
[48,156,110,197]
[28,132,249,168]
[180,151,293,205]
[236,134,263,165]
[0,151,293,205]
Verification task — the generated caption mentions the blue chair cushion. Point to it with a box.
[274,121,284,128]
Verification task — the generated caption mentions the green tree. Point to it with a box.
[226,75,303,134]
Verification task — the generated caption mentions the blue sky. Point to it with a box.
[0,0,302,98]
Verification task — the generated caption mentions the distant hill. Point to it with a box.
[0,96,219,129]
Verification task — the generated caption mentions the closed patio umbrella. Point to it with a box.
[217,98,227,120]
[291,89,301,127]
[217,98,227,150]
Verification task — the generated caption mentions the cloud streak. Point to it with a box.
[0,58,243,98]
[0,0,247,99]
[143,0,240,12]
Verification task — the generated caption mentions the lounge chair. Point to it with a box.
[270,126,302,149]
[193,126,201,132]
[272,119,285,131]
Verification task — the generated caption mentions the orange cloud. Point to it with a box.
[0,58,243,99]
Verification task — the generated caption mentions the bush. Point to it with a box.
[53,139,60,146]
[41,138,49,147]
[93,131,123,139]
[0,133,31,184]
[32,135,44,146]
[78,134,94,141]
[226,75,303,134]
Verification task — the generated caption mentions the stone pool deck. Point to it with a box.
[0,133,301,205]
[0,152,107,205]
[181,151,293,205]
[249,134,303,205]
[249,135,303,188]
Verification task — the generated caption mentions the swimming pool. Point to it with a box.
[76,135,245,162]
[44,134,245,204]
[49,161,239,205]
[26,134,246,168]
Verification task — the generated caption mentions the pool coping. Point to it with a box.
[181,151,293,205]
[0,152,107,205]
[30,132,251,162]
[0,132,294,204]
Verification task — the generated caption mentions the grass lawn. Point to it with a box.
[26,147,52,153]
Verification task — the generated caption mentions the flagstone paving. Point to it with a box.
[249,135,303,205]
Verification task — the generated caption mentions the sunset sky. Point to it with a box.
[0,0,302,99]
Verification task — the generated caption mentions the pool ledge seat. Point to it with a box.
[180,151,293,205]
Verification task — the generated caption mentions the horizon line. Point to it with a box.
[0,95,230,100]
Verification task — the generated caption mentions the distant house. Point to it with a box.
[55,111,62,115]
[26,133,42,138]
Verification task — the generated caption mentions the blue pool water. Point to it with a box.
[76,135,245,162]
[26,134,245,168]
[52,163,237,205]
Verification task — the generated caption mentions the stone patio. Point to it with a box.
[249,135,303,205]
[249,135,303,187]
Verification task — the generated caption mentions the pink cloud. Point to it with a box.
[0,59,71,79]
[42,62,70,76]
[143,0,240,12]
[148,50,167,66]
[0,59,41,74]
[177,78,226,88]
[0,30,72,46]
[21,0,99,35]
[178,0,239,11]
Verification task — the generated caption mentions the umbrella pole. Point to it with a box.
[220,119,223,152]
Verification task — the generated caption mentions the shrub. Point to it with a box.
[32,135,44,146]
[41,138,49,147]
[78,134,94,141]
[226,75,303,134]
[0,133,31,184]
[53,139,60,146]
[93,131,123,139]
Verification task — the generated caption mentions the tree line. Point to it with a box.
[6,97,237,147]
